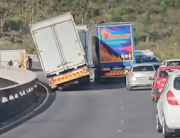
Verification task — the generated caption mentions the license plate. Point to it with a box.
[112,67,123,70]
[138,77,148,80]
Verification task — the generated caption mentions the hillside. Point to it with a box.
[0,0,180,59]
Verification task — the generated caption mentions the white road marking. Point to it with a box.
[120,102,123,104]
[121,106,124,109]
[118,130,122,132]
[121,120,124,124]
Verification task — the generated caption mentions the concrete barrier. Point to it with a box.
[0,65,38,122]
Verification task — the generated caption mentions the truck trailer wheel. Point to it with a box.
[94,70,101,83]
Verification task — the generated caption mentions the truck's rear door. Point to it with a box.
[54,20,85,69]
[32,26,64,74]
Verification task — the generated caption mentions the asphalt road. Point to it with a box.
[0,63,162,138]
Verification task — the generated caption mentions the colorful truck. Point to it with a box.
[90,22,136,82]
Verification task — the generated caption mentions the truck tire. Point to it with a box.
[94,70,101,83]
[156,113,162,133]
[162,117,172,138]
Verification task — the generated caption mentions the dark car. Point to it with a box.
[140,56,161,70]
[135,55,144,63]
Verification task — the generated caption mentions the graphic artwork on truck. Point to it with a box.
[98,24,135,64]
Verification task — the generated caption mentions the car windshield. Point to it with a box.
[167,61,180,66]
[132,66,154,72]
[174,77,180,90]
[141,57,159,63]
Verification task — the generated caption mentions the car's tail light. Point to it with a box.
[157,78,166,84]
[167,91,179,105]
[130,73,136,80]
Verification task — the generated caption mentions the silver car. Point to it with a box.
[156,71,180,137]
[126,64,155,91]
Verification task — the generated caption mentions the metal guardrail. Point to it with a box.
[0,65,38,122]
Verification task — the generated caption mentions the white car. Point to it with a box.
[161,59,180,67]
[156,70,180,137]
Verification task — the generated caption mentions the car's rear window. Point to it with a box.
[159,69,180,78]
[158,71,169,78]
[174,77,180,90]
[132,66,154,72]
[167,61,180,66]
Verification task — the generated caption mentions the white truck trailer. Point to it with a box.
[0,49,26,69]
[30,12,90,89]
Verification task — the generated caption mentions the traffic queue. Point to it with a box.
[126,50,180,138]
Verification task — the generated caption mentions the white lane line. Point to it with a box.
[34,82,50,111]
[118,130,122,133]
